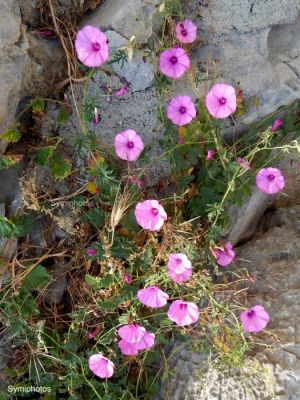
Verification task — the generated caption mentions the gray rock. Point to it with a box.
[43,263,67,305]
[235,205,300,398]
[155,342,274,400]
[105,30,127,52]
[0,163,23,215]
[0,0,31,151]
[182,0,300,128]
[112,54,155,92]
[81,0,160,43]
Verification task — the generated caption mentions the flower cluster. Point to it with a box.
[75,22,277,381]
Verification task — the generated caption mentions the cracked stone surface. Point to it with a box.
[182,0,300,128]
[155,206,300,399]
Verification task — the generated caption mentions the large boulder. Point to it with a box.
[184,0,300,126]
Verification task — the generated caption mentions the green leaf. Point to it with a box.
[110,236,136,259]
[10,215,34,237]
[35,147,53,165]
[0,155,17,169]
[29,97,45,113]
[0,216,16,238]
[1,127,22,143]
[85,273,119,290]
[57,105,69,125]
[22,265,50,291]
[50,153,72,180]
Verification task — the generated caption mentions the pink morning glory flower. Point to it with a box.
[175,19,197,43]
[88,326,100,339]
[212,243,235,267]
[256,167,285,194]
[167,300,199,326]
[159,47,190,79]
[205,83,237,119]
[167,253,192,283]
[75,25,109,67]
[206,149,214,161]
[114,129,144,161]
[271,119,283,132]
[115,86,129,97]
[93,107,100,125]
[135,199,167,231]
[240,305,270,333]
[137,286,169,308]
[118,339,139,356]
[117,324,146,344]
[129,175,142,189]
[124,271,133,284]
[87,248,97,257]
[88,354,114,378]
[167,96,196,126]
[236,157,251,171]
[136,331,155,350]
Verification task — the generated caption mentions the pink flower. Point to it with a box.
[205,83,236,119]
[117,324,146,344]
[206,149,214,161]
[212,243,235,267]
[175,19,197,43]
[137,286,169,308]
[136,331,155,350]
[75,25,109,67]
[167,96,196,126]
[87,248,97,257]
[167,253,192,283]
[167,300,199,326]
[135,200,167,231]
[236,157,250,171]
[115,86,129,97]
[256,167,285,194]
[93,107,100,125]
[240,305,270,333]
[118,339,139,356]
[88,354,114,378]
[271,119,283,132]
[159,47,190,79]
[124,271,133,284]
[114,129,144,161]
[88,326,100,339]
[129,176,142,189]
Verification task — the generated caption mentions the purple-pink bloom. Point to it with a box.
[118,339,139,356]
[129,175,142,189]
[178,136,185,145]
[236,157,250,171]
[87,248,97,257]
[124,271,133,284]
[167,300,199,326]
[93,107,100,125]
[256,167,285,194]
[175,19,197,44]
[240,305,270,333]
[213,243,235,267]
[137,286,169,308]
[88,354,115,378]
[136,331,155,350]
[115,86,129,97]
[271,119,283,132]
[167,96,196,126]
[114,129,144,161]
[118,324,146,344]
[88,326,100,339]
[206,149,214,161]
[75,25,109,67]
[205,83,236,119]
[159,47,190,79]
[167,253,192,283]
[135,200,167,231]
